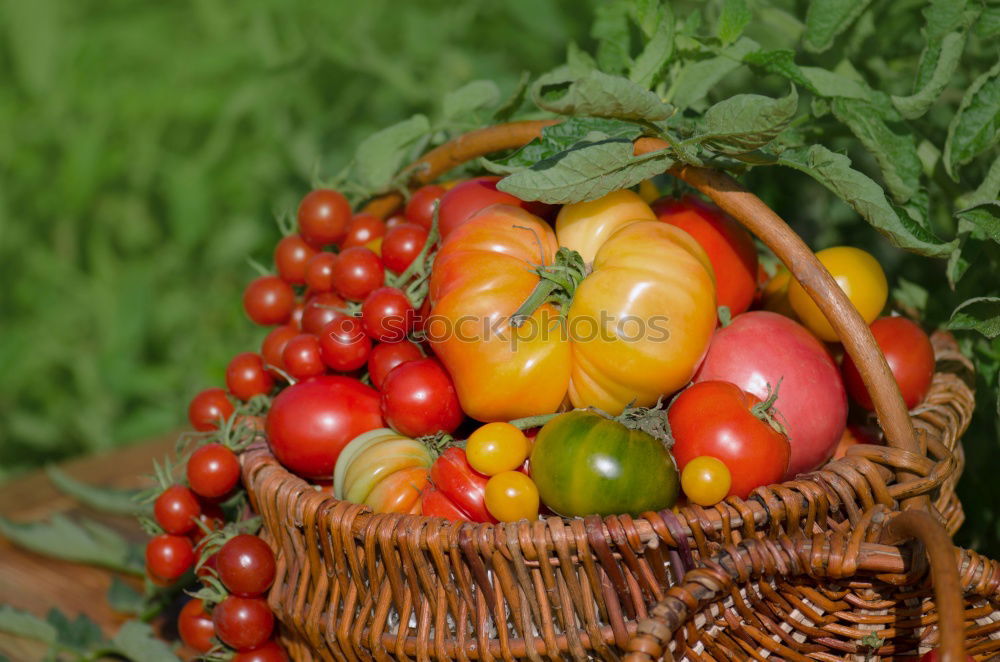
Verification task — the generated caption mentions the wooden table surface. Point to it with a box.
[0,435,180,660]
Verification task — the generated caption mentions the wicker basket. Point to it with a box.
[243,122,979,660]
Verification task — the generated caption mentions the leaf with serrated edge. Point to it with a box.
[670,37,757,111]
[893,31,966,119]
[354,114,430,192]
[0,606,57,646]
[592,1,631,74]
[693,86,797,154]
[717,0,752,45]
[46,466,147,516]
[443,80,500,120]
[533,68,673,121]
[629,2,674,89]
[111,620,182,662]
[496,118,643,172]
[945,59,1000,179]
[803,0,875,53]
[948,297,1000,338]
[957,202,1000,244]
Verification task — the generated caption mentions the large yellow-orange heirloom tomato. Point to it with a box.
[426,190,717,421]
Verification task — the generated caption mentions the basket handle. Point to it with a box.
[363,121,922,504]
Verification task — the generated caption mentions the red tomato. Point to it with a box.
[361,287,415,342]
[653,196,758,316]
[274,235,316,285]
[282,334,326,380]
[429,448,494,523]
[178,598,215,653]
[385,213,407,229]
[233,641,290,662]
[342,213,387,249]
[381,223,428,274]
[153,485,200,535]
[367,340,423,390]
[418,485,470,521]
[266,376,383,478]
[290,300,305,329]
[918,650,975,662]
[332,247,384,301]
[243,276,295,326]
[318,315,371,372]
[405,185,446,229]
[297,189,351,247]
[260,325,299,374]
[188,388,234,431]
[226,353,274,401]
[380,358,463,437]
[213,596,273,651]
[187,443,241,499]
[300,291,347,335]
[437,177,553,239]
[190,501,225,545]
[216,534,276,597]
[694,311,847,479]
[146,534,195,581]
[304,252,338,293]
[668,381,791,498]
[841,316,935,410]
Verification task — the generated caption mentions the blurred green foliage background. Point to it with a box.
[1,0,998,556]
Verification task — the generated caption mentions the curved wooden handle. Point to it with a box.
[365,121,922,502]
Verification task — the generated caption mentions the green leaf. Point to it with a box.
[498,139,674,204]
[47,609,106,653]
[0,515,145,575]
[107,576,145,615]
[959,154,1000,207]
[957,202,1000,244]
[629,0,661,38]
[489,118,643,173]
[743,49,869,100]
[443,80,500,120]
[717,0,752,45]
[831,98,922,203]
[892,30,966,119]
[592,1,631,75]
[803,0,875,53]
[0,605,57,646]
[977,4,1000,40]
[944,59,1000,179]
[353,114,430,193]
[629,3,674,89]
[948,297,1000,338]
[110,620,181,662]
[670,37,758,110]
[46,466,147,516]
[777,144,955,257]
[493,72,531,122]
[692,86,798,155]
[894,277,929,314]
[532,68,673,121]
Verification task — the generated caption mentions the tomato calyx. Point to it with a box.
[511,246,587,327]
[717,305,732,327]
[609,398,674,448]
[749,379,788,436]
[415,431,457,457]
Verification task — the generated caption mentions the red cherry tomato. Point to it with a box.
[361,287,414,342]
[332,247,384,301]
[226,353,274,401]
[437,177,553,239]
[381,223,428,274]
[652,196,758,316]
[146,534,195,581]
[213,595,274,651]
[216,534,276,597]
[418,485,469,521]
[187,443,241,499]
[297,189,351,247]
[233,641,289,662]
[290,300,305,329]
[243,276,295,326]
[405,185,446,229]
[266,376,383,478]
[153,485,201,535]
[304,252,338,293]
[300,291,347,335]
[668,381,791,499]
[282,333,326,380]
[188,388,234,431]
[429,448,494,523]
[342,213,386,249]
[380,358,463,437]
[318,315,371,372]
[191,501,225,545]
[841,316,935,410]
[367,340,424,390]
[385,213,406,229]
[178,598,215,653]
[274,234,317,285]
[260,325,299,374]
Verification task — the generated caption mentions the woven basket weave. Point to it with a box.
[243,122,979,661]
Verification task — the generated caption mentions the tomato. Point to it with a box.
[188,388,234,431]
[216,534,276,597]
[190,501,225,545]
[260,325,299,375]
[301,291,347,335]
[332,247,384,301]
[146,534,195,581]
[318,315,371,372]
[380,358,463,437]
[213,595,274,651]
[842,316,935,410]
[342,213,386,249]
[668,381,791,499]
[290,300,305,329]
[243,276,295,326]
[485,471,539,522]
[381,223,428,274]
[297,189,351,247]
[361,287,414,342]
[832,422,884,460]
[177,598,215,653]
[428,194,716,420]
[680,456,732,507]
[556,189,658,263]
[466,422,529,476]
[918,649,975,661]
[386,213,406,229]
[788,246,888,342]
[274,234,317,285]
[652,195,758,316]
[367,340,423,390]
[266,376,383,479]
[233,641,290,662]
[304,252,338,293]
[281,333,326,380]
[226,353,274,401]
[429,447,494,522]
[694,311,847,479]
[418,485,469,521]
[760,265,798,319]
[187,443,241,499]
[437,177,554,239]
[333,429,435,511]
[154,485,200,535]
[530,410,679,517]
[405,185,446,229]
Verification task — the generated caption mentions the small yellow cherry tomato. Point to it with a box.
[638,178,660,203]
[484,471,539,522]
[787,246,887,342]
[466,422,530,476]
[680,456,732,507]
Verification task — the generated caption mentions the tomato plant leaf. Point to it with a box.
[488,118,643,174]
[893,277,929,314]
[443,80,500,120]
[691,86,797,155]
[892,30,966,120]
[107,576,145,615]
[591,1,631,75]
[353,114,430,193]
[46,466,147,516]
[0,515,145,576]
[948,297,1000,338]
[944,59,1000,179]
[628,2,674,89]
[670,37,757,111]
[717,0,752,46]
[498,139,673,204]
[977,4,1000,40]
[493,71,531,123]
[956,202,1000,244]
[533,68,673,121]
[803,0,874,53]
[0,606,57,646]
[111,620,182,662]
[46,608,107,653]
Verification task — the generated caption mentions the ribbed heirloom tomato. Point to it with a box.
[333,429,433,513]
[427,190,716,420]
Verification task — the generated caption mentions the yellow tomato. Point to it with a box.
[484,471,539,522]
[466,422,530,476]
[788,246,887,342]
[555,189,658,264]
[761,265,798,320]
[680,456,731,507]
[638,178,660,203]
